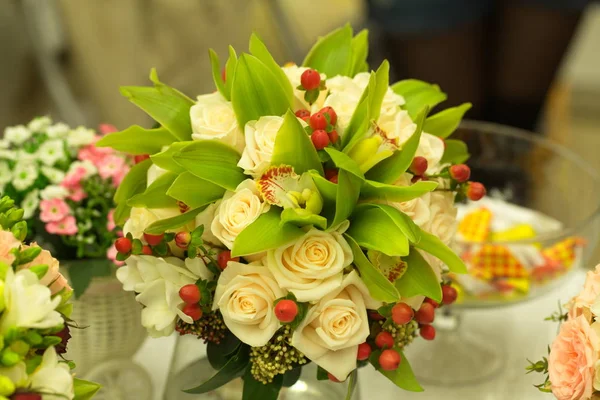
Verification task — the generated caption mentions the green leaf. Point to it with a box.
[345,235,400,302]
[173,141,245,191]
[391,79,435,98]
[370,349,423,392]
[280,208,328,230]
[184,345,249,394]
[167,172,226,209]
[424,103,472,138]
[242,369,283,400]
[224,46,238,100]
[347,206,409,256]
[113,158,151,223]
[271,110,323,175]
[413,229,467,273]
[231,208,305,257]
[282,367,302,387]
[392,79,447,119]
[346,369,358,400]
[207,333,241,370]
[302,24,353,77]
[360,180,438,203]
[350,30,369,76]
[309,170,337,203]
[365,106,428,184]
[120,69,194,141]
[395,248,442,302]
[357,204,420,243]
[150,142,189,173]
[231,54,292,128]
[329,169,362,229]
[323,147,364,179]
[66,259,112,298]
[95,125,178,155]
[249,34,293,105]
[145,206,206,235]
[73,378,102,400]
[128,172,178,209]
[113,202,131,227]
[209,49,228,99]
[440,139,470,164]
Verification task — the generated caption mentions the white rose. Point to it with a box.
[190,92,245,153]
[29,347,74,400]
[67,126,95,148]
[194,202,223,246]
[377,109,417,147]
[238,116,284,177]
[388,174,432,228]
[415,133,445,173]
[267,228,353,302]
[46,122,70,139]
[353,72,405,112]
[123,207,183,240]
[28,116,52,133]
[21,189,40,219]
[40,185,69,200]
[425,192,457,245]
[292,271,382,381]
[322,76,363,135]
[41,166,66,184]
[282,65,327,111]
[211,180,269,249]
[37,139,66,166]
[4,125,31,145]
[212,261,285,346]
[12,162,38,191]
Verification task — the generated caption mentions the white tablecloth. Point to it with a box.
[132,270,587,400]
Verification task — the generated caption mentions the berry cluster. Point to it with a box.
[295,105,339,152]
[175,311,227,344]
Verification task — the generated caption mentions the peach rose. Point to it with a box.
[570,265,600,321]
[549,315,600,400]
[20,246,71,295]
[0,231,20,265]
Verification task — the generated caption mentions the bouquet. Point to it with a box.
[529,265,600,400]
[98,26,485,397]
[0,118,132,296]
[0,195,99,400]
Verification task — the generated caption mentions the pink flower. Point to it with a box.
[111,165,129,187]
[107,209,116,231]
[0,230,20,265]
[570,264,600,321]
[78,135,114,166]
[98,155,126,181]
[98,124,118,135]
[549,315,600,400]
[62,167,87,189]
[46,216,78,236]
[39,199,70,223]
[20,245,72,295]
[68,186,87,202]
[107,246,124,267]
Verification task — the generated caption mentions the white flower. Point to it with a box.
[123,207,183,240]
[211,180,270,249]
[353,72,405,112]
[424,192,457,245]
[212,261,285,346]
[46,122,70,139]
[0,139,9,149]
[322,76,363,134]
[387,174,432,228]
[190,92,245,153]
[29,347,74,400]
[36,139,66,166]
[282,65,327,111]
[67,160,97,178]
[40,185,69,200]
[41,166,66,184]
[195,202,223,246]
[117,255,211,337]
[291,271,382,381]
[415,133,445,174]
[0,269,62,334]
[66,126,95,148]
[377,109,417,147]
[21,189,40,219]
[0,149,16,161]
[0,161,12,185]
[267,228,353,302]
[147,164,167,185]
[12,162,39,191]
[238,116,284,177]
[28,116,52,133]
[4,125,31,145]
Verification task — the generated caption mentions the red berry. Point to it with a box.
[143,233,164,246]
[467,182,486,201]
[442,285,458,305]
[12,394,42,400]
[274,299,298,323]
[182,303,203,321]
[449,164,471,183]
[369,311,385,321]
[409,156,428,176]
[134,154,150,164]
[309,113,328,131]
[379,349,401,371]
[217,250,239,270]
[311,129,330,150]
[391,303,414,325]
[357,342,372,361]
[295,109,311,121]
[301,69,321,91]
[375,331,395,349]
[115,237,132,253]
[420,324,436,340]
[179,284,201,304]
[142,245,153,255]
[328,175,338,184]
[424,298,440,308]
[175,231,191,249]
[319,106,338,125]
[415,303,435,324]
[328,372,341,383]
[324,169,338,180]
[328,130,339,144]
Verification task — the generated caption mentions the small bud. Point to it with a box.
[217,250,239,270]
[357,342,372,361]
[409,156,428,176]
[175,231,191,249]
[466,182,486,201]
[449,164,471,183]
[143,233,164,246]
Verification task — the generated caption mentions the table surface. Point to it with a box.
[132,270,587,400]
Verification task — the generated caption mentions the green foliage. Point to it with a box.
[424,103,472,138]
[413,229,467,273]
[184,345,249,394]
[207,332,242,370]
[323,147,364,179]
[369,349,423,392]
[209,49,228,99]
[249,34,294,105]
[328,169,362,229]
[113,159,151,225]
[128,172,178,209]
[347,206,409,257]
[303,24,353,77]
[150,142,189,173]
[73,378,102,400]
[360,180,438,203]
[349,29,369,75]
[66,258,113,299]
[95,125,178,154]
[280,208,328,230]
[395,249,442,302]
[144,206,205,235]
[440,139,470,164]
[242,369,283,400]
[166,172,226,209]
[391,79,447,119]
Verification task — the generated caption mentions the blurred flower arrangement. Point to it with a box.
[98,26,484,397]
[0,195,99,399]
[0,118,132,296]
[529,265,600,400]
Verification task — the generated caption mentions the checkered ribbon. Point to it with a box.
[470,244,529,279]
[542,237,584,269]
[458,208,492,242]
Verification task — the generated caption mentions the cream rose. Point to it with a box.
[377,109,417,147]
[415,133,445,174]
[190,92,244,153]
[267,228,353,302]
[387,174,432,228]
[238,116,284,177]
[212,261,285,346]
[124,207,182,240]
[425,192,458,245]
[211,180,270,249]
[292,271,382,381]
[322,76,363,135]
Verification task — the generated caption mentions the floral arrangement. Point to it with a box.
[0,117,132,296]
[0,195,99,399]
[528,265,600,400]
[97,26,485,397]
